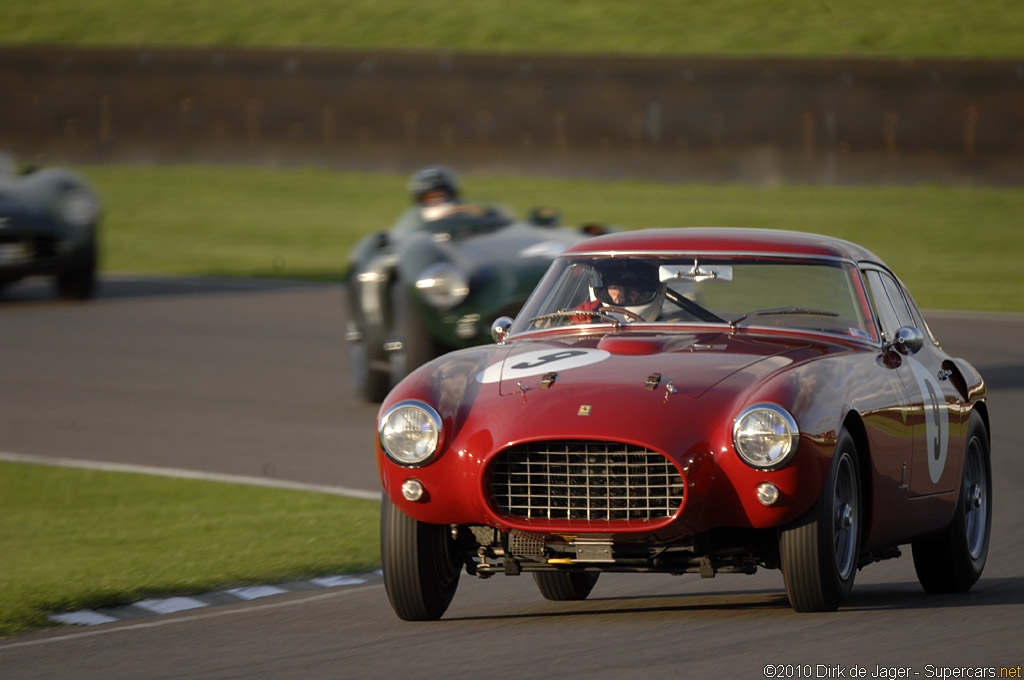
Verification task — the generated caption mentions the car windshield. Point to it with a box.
[511,254,878,342]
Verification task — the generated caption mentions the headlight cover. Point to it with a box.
[57,189,100,229]
[378,400,443,467]
[415,263,469,310]
[732,403,800,469]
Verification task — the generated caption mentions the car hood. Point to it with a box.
[476,331,808,400]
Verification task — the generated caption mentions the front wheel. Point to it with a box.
[55,239,97,300]
[388,283,438,388]
[912,410,991,593]
[533,570,600,601]
[780,429,862,612]
[348,321,390,402]
[380,495,461,621]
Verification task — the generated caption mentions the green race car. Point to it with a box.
[0,153,100,300]
[346,166,603,402]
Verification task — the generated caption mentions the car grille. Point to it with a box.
[490,440,685,523]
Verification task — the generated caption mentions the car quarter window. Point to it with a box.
[884,276,915,327]
[864,269,904,341]
[882,271,935,345]
[888,275,932,337]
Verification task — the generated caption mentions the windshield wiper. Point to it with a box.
[729,307,839,328]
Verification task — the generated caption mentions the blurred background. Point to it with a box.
[2,0,1022,310]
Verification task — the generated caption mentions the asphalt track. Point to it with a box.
[1,275,1023,679]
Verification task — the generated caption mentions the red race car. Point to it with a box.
[375,227,991,620]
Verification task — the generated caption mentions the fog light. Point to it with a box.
[756,482,780,506]
[401,479,426,502]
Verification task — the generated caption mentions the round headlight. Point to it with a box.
[378,400,443,467]
[732,403,799,469]
[57,189,100,229]
[415,264,469,310]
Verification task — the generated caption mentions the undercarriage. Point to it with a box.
[458,525,780,578]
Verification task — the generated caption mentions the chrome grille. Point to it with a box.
[490,440,685,522]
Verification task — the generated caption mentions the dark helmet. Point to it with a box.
[407,165,460,204]
[529,206,561,227]
[593,259,662,306]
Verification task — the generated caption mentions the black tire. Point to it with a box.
[533,570,600,601]
[55,239,97,300]
[780,429,862,612]
[912,410,991,594]
[349,321,390,402]
[388,283,438,388]
[380,495,461,621]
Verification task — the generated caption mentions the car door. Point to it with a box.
[864,268,963,497]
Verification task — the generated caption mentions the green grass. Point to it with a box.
[2,0,1023,58]
[86,165,1024,312]
[0,462,380,637]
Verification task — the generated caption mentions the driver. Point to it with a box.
[407,165,462,221]
[575,259,666,322]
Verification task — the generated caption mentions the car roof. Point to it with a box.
[564,227,886,266]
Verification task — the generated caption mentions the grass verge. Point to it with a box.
[3,0,1023,58]
[0,462,380,637]
[85,165,1024,312]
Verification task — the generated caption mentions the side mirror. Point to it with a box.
[491,316,514,344]
[891,326,924,355]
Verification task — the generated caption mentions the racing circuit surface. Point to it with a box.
[1,276,1022,679]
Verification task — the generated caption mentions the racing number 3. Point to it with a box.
[511,350,589,370]
[477,348,612,384]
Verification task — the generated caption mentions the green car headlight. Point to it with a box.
[415,263,469,310]
[378,400,443,467]
[57,189,100,229]
[732,403,799,469]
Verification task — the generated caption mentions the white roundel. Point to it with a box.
[476,348,610,384]
[907,356,950,484]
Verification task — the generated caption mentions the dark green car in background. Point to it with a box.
[346,193,604,402]
[0,153,100,301]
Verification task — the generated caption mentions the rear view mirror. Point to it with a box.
[660,262,733,283]
[890,326,924,355]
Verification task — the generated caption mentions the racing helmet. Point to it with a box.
[407,165,461,205]
[591,259,666,321]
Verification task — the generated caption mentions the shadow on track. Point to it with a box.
[442,575,1024,622]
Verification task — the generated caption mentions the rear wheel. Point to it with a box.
[780,429,861,612]
[380,496,461,621]
[533,570,600,601]
[912,411,991,593]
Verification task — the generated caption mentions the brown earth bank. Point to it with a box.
[2,46,1022,185]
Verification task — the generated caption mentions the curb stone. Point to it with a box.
[49,571,383,627]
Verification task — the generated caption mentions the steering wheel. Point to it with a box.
[601,305,646,322]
